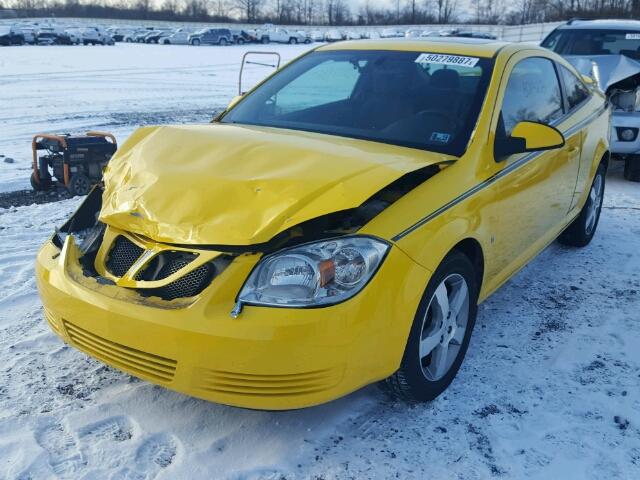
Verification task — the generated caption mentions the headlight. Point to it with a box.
[234,236,389,312]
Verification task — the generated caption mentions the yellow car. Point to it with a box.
[36,39,610,410]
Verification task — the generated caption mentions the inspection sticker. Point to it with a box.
[430,132,451,143]
[415,53,480,68]
[625,33,640,40]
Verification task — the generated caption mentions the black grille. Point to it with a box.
[134,251,197,281]
[148,262,214,301]
[106,236,144,277]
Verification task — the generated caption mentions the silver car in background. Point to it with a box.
[543,19,640,181]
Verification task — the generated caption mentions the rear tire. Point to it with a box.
[380,251,478,402]
[558,163,606,247]
[68,173,91,196]
[289,37,298,44]
[219,38,228,46]
[624,155,640,182]
[261,36,269,44]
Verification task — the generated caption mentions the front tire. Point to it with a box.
[558,163,606,247]
[191,38,200,46]
[219,38,228,46]
[289,37,298,44]
[624,154,640,182]
[381,251,478,402]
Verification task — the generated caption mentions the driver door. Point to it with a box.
[485,54,581,290]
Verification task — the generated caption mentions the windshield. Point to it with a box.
[542,29,640,59]
[220,50,493,156]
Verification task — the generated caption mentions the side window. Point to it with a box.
[500,57,564,135]
[273,60,362,115]
[560,65,590,110]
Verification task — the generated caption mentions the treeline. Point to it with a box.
[3,0,640,26]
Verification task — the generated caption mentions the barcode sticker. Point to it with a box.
[625,33,640,40]
[415,53,480,68]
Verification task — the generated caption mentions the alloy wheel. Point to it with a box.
[585,172,604,235]
[418,273,470,381]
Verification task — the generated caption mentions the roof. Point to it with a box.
[318,37,510,58]
[558,19,640,31]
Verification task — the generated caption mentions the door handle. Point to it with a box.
[567,146,580,155]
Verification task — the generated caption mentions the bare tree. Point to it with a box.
[436,0,457,23]
[233,0,262,22]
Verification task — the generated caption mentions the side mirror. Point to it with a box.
[495,121,565,161]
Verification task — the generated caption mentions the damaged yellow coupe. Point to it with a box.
[37,38,610,409]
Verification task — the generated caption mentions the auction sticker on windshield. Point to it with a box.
[415,53,480,68]
[625,33,640,40]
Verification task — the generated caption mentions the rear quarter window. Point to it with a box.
[559,65,590,111]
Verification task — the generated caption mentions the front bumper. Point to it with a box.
[610,111,640,155]
[36,236,428,410]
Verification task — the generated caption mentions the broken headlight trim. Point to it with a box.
[234,236,389,313]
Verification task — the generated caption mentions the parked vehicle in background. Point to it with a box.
[124,29,146,43]
[296,30,312,43]
[189,28,232,46]
[163,30,191,45]
[345,30,361,40]
[135,30,154,43]
[405,28,423,38]
[231,29,256,45]
[80,27,113,45]
[542,18,640,181]
[0,26,16,46]
[0,26,25,45]
[63,29,83,45]
[325,29,343,42]
[310,30,325,42]
[258,26,308,44]
[380,28,401,38]
[112,28,136,42]
[421,30,438,37]
[145,30,172,44]
[437,29,458,37]
[35,28,57,46]
[13,25,36,44]
[454,31,498,40]
[55,29,80,45]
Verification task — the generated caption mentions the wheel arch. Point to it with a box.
[450,238,485,295]
[600,150,610,171]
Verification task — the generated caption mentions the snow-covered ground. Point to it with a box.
[0,43,311,192]
[1,44,640,480]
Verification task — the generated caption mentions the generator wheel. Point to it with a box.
[68,173,91,196]
[30,172,51,191]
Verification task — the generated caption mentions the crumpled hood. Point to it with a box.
[100,124,450,246]
[567,54,640,90]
